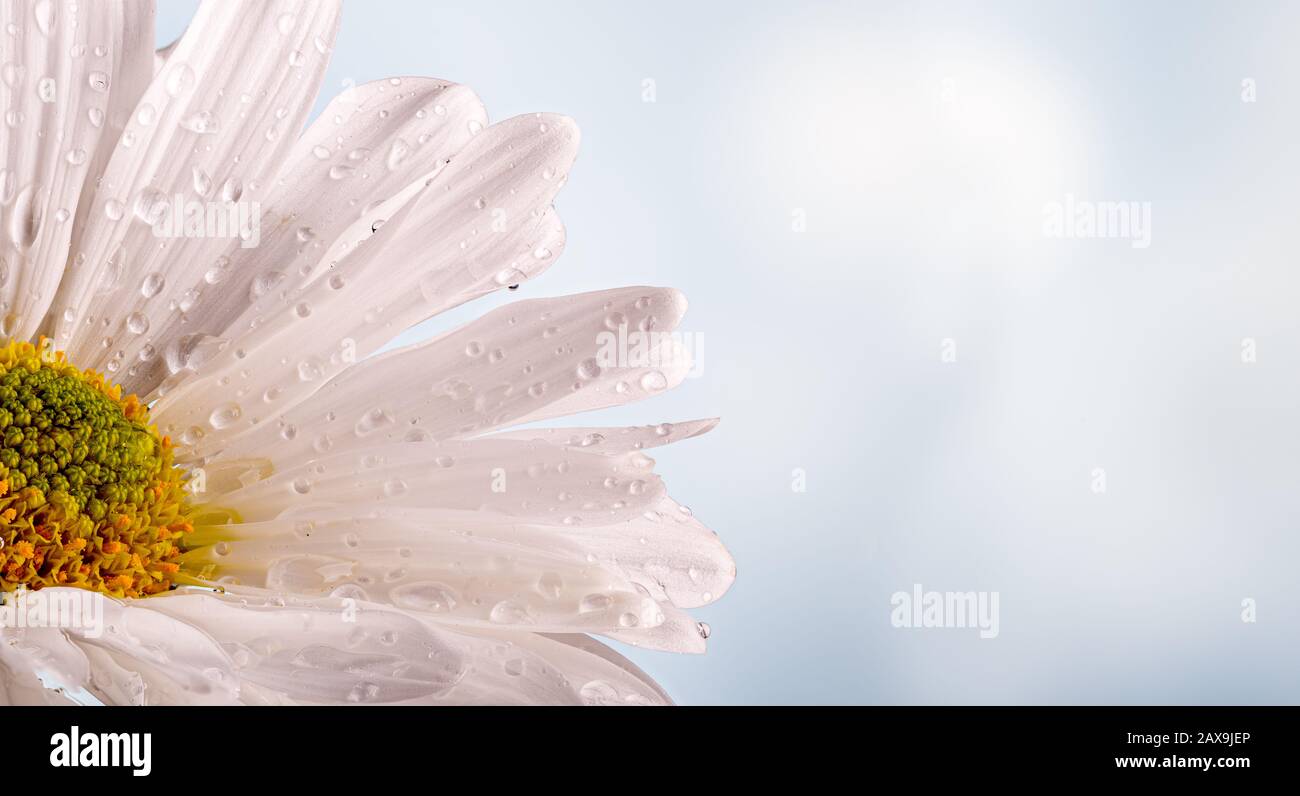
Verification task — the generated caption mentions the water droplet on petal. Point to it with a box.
[640,370,668,391]
[164,63,196,98]
[579,594,612,614]
[209,403,242,429]
[180,110,220,134]
[489,600,533,625]
[386,138,410,171]
[37,76,57,102]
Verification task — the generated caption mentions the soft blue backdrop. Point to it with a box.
[158,1,1300,704]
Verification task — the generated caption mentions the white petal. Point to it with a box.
[43,0,342,365]
[182,511,665,635]
[198,434,729,610]
[488,632,670,707]
[0,588,239,704]
[184,496,727,633]
[114,77,487,396]
[180,286,689,463]
[0,0,154,340]
[0,658,81,705]
[153,589,668,703]
[489,418,720,454]
[539,633,672,704]
[145,587,606,704]
[207,438,664,526]
[150,113,579,449]
[556,495,735,610]
[142,588,472,704]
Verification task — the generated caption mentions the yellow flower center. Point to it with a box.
[0,339,198,598]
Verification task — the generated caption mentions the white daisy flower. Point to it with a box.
[0,0,733,705]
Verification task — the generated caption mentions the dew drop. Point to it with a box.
[297,360,322,381]
[139,272,164,298]
[220,177,243,203]
[204,256,230,284]
[37,76,56,102]
[164,63,196,97]
[180,110,220,134]
[33,0,56,36]
[386,138,410,171]
[192,166,212,196]
[640,370,668,391]
[209,403,242,429]
[579,594,612,614]
[489,600,533,625]
[390,582,458,612]
[576,358,601,380]
[536,572,563,600]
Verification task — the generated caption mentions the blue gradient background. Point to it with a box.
[158,1,1300,704]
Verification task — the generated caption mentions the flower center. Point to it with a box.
[0,339,197,598]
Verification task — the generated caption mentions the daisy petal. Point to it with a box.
[539,632,673,704]
[181,512,666,635]
[185,286,689,463]
[556,495,735,610]
[0,0,154,340]
[489,418,720,454]
[206,438,664,526]
[151,112,579,447]
[141,588,471,704]
[114,76,487,396]
[0,588,240,704]
[146,587,635,705]
[43,0,342,366]
[0,665,81,705]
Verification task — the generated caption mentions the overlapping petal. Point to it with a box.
[0,0,154,340]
